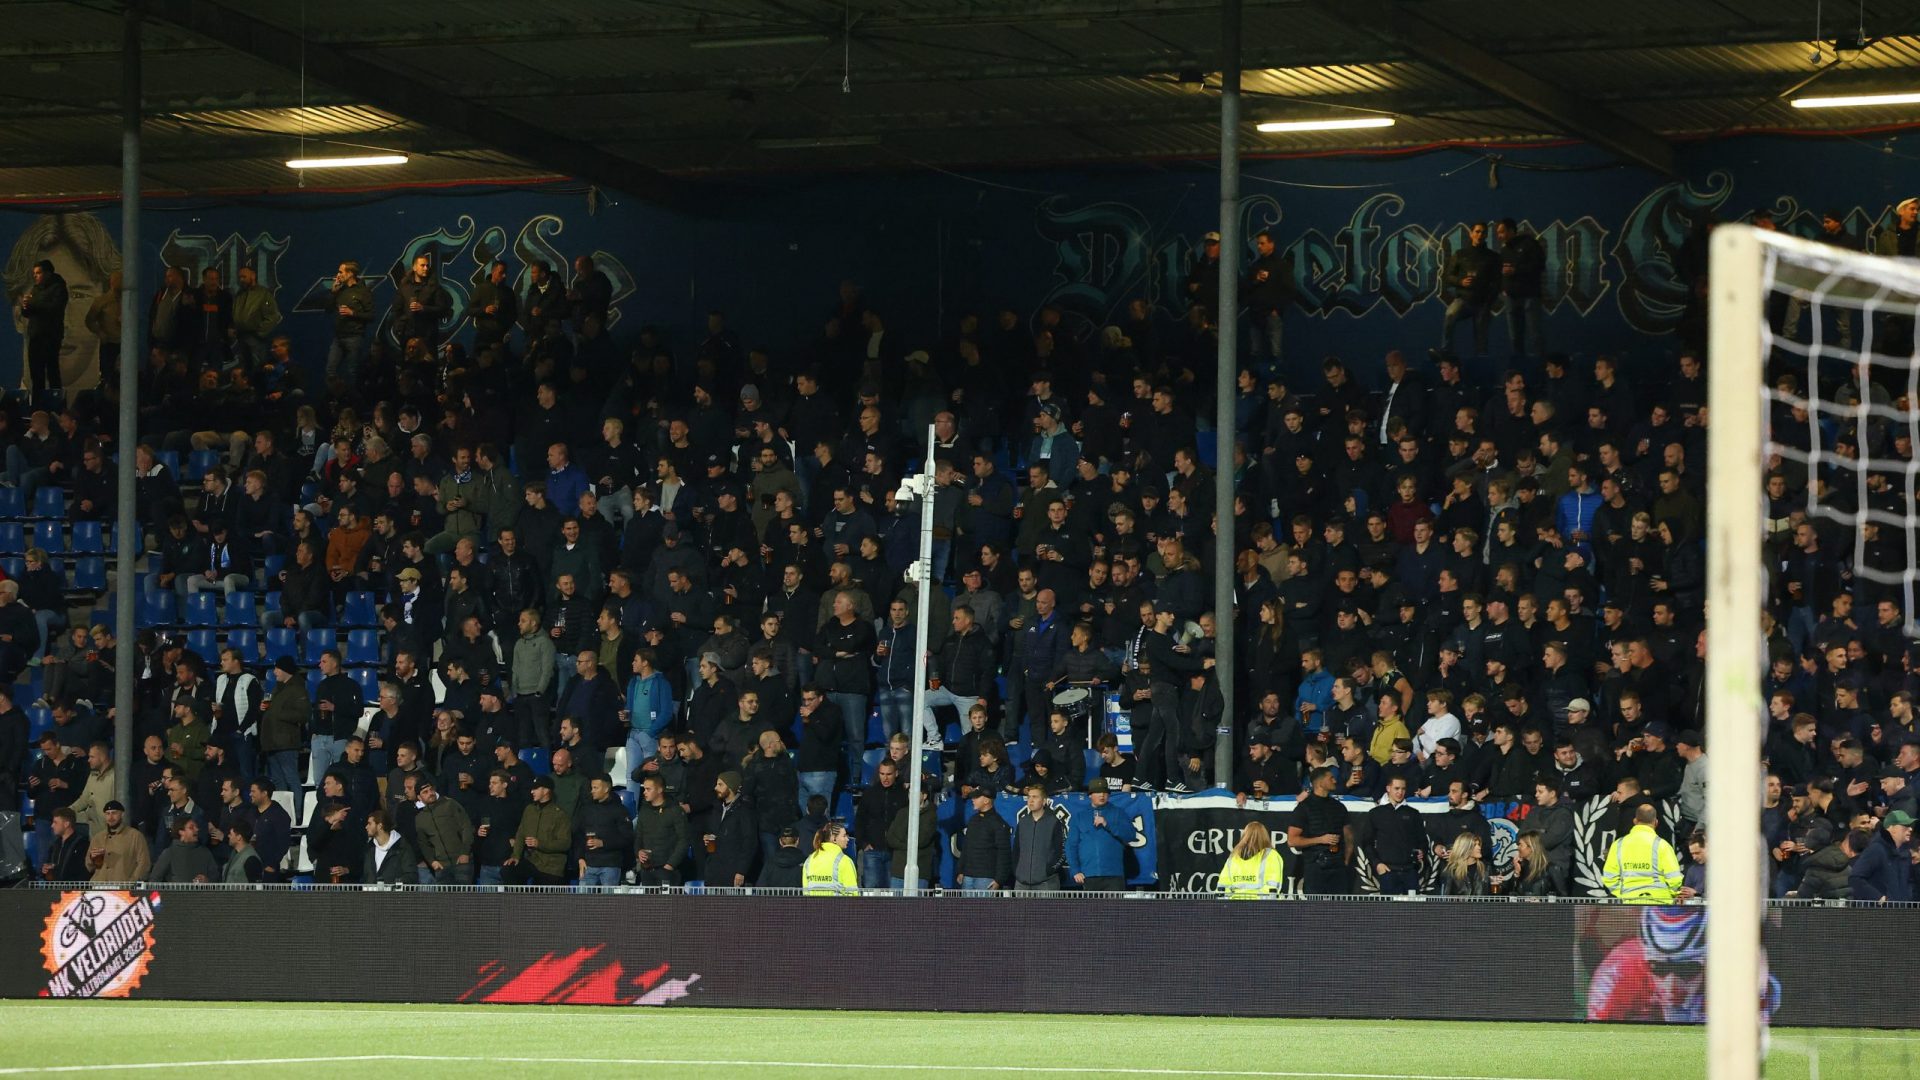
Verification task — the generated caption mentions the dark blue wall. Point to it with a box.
[2,132,1913,394]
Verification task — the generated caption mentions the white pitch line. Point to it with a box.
[0,1054,1573,1080]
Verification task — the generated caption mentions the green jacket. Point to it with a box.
[1875,222,1916,258]
[259,679,309,754]
[477,465,522,540]
[231,284,282,338]
[165,719,209,783]
[512,800,572,877]
[413,795,474,869]
[551,771,587,823]
[510,630,555,697]
[437,471,485,539]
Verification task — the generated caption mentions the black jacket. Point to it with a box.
[363,833,420,884]
[1366,802,1426,873]
[817,615,876,695]
[572,793,634,869]
[634,800,690,874]
[706,796,757,886]
[958,805,1015,884]
[21,272,69,342]
[742,752,801,833]
[937,628,996,697]
[392,273,451,346]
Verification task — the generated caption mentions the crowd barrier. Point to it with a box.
[4,886,1914,1027]
[947,790,1654,895]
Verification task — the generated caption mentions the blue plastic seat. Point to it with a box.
[72,557,105,591]
[157,450,181,480]
[618,788,638,816]
[519,747,550,776]
[0,523,23,555]
[301,628,334,664]
[30,487,63,520]
[264,627,298,664]
[223,591,258,628]
[185,629,220,664]
[26,707,52,740]
[262,554,286,581]
[70,521,103,553]
[348,666,379,702]
[0,488,21,519]
[138,591,175,628]
[32,520,61,553]
[341,591,378,628]
[345,628,380,666]
[225,628,258,662]
[305,669,323,696]
[183,591,218,627]
[183,450,219,484]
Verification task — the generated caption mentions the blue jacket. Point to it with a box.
[1294,669,1334,731]
[1015,613,1066,679]
[1066,799,1136,880]
[1849,831,1914,902]
[546,463,590,516]
[1027,430,1081,473]
[1555,487,1599,556]
[626,671,674,737]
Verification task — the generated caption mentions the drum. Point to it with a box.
[1053,686,1094,745]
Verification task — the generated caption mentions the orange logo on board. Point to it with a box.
[39,891,162,998]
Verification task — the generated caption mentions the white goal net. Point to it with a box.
[1710,223,1920,1080]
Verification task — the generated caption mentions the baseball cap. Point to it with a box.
[1566,698,1592,714]
[970,787,995,802]
[1886,809,1917,827]
[1674,729,1703,749]
[1643,721,1673,741]
[1086,778,1110,795]
[1202,230,1221,242]
[1899,197,1918,215]
[104,800,126,813]
[396,567,422,583]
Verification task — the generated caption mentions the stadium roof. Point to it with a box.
[9,0,1920,201]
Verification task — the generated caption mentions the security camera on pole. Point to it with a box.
[894,424,939,895]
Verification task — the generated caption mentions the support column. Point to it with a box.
[112,3,141,805]
[1211,0,1242,785]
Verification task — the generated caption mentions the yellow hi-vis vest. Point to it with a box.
[802,842,859,896]
[1600,823,1683,903]
[1220,848,1284,899]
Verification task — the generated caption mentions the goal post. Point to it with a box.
[1707,223,1920,1080]
[1705,223,1766,1080]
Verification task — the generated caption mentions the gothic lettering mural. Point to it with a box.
[0,136,1909,390]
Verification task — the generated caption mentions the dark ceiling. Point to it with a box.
[6,0,1920,199]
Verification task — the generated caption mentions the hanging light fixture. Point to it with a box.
[1256,116,1395,133]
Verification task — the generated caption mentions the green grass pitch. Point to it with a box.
[0,1002,1914,1078]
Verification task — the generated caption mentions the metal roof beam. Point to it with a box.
[140,0,691,205]
[1303,0,1674,175]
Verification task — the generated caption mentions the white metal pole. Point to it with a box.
[901,423,937,893]
[1704,223,1764,1080]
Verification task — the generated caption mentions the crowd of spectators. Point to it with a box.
[2,203,1919,900]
